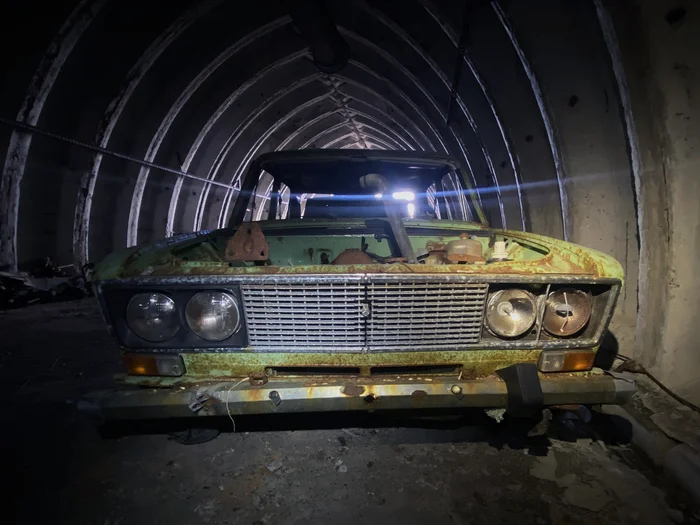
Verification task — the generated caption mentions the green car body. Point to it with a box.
[83,151,633,422]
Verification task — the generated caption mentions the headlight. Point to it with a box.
[126,293,179,342]
[543,289,591,337]
[185,291,240,341]
[485,289,537,338]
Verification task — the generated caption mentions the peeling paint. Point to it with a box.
[92,219,623,282]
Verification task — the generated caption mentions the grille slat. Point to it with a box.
[366,280,487,352]
[241,278,488,352]
[242,281,365,352]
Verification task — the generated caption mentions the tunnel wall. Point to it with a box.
[603,0,700,403]
[1,0,695,400]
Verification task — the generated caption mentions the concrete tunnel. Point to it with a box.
[0,0,698,403]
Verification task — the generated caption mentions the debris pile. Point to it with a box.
[0,257,92,309]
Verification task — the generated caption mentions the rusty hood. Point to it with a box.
[92,218,623,282]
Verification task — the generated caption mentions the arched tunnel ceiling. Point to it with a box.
[0,0,640,352]
[3,0,615,265]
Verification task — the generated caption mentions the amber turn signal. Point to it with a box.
[123,354,185,377]
[538,350,595,373]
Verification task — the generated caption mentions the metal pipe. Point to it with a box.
[359,173,417,263]
[0,115,237,191]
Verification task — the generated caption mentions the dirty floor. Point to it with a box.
[1,299,697,525]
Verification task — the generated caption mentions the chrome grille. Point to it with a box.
[367,281,488,351]
[241,277,488,352]
[241,281,365,352]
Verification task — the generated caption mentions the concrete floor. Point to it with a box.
[1,299,697,524]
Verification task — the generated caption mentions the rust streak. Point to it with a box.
[342,385,366,396]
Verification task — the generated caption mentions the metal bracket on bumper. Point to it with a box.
[496,363,544,418]
[78,370,636,423]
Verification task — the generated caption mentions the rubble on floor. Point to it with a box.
[0,257,91,308]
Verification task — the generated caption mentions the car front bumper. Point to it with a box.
[78,369,635,422]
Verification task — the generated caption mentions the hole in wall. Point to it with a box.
[665,7,686,26]
[568,95,579,107]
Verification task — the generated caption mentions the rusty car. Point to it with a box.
[81,149,634,426]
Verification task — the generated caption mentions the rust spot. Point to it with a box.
[243,388,267,402]
[342,384,366,396]
[425,241,447,252]
[225,223,269,262]
[332,249,373,265]
[447,254,486,263]
[175,349,543,385]
[249,374,268,386]
[411,389,428,398]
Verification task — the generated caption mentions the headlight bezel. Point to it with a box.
[485,289,538,339]
[97,284,248,350]
[126,292,180,342]
[480,281,619,348]
[542,288,593,337]
[185,291,242,342]
[95,275,620,352]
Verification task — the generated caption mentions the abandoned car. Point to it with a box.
[82,149,634,423]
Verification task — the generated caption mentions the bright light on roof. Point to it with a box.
[392,191,415,201]
[374,193,383,199]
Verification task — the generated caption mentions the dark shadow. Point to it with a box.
[594,330,619,370]
[99,408,496,441]
[588,411,633,446]
[95,404,634,450]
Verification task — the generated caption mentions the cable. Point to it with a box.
[225,377,249,432]
[0,115,237,191]
[614,356,700,414]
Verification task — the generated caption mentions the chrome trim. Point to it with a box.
[241,281,366,352]
[95,275,620,353]
[535,283,551,344]
[97,274,621,285]
[366,281,487,351]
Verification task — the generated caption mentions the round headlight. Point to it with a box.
[486,289,537,338]
[543,289,591,337]
[185,291,240,341]
[126,293,179,342]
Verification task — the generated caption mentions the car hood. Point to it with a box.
[92,218,623,281]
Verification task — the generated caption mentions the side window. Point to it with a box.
[277,183,290,219]
[427,183,440,219]
[242,171,275,222]
[441,172,477,222]
[247,174,293,221]
[441,173,460,220]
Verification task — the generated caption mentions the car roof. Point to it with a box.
[253,149,462,194]
[255,149,461,170]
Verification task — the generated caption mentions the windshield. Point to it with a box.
[231,152,485,225]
